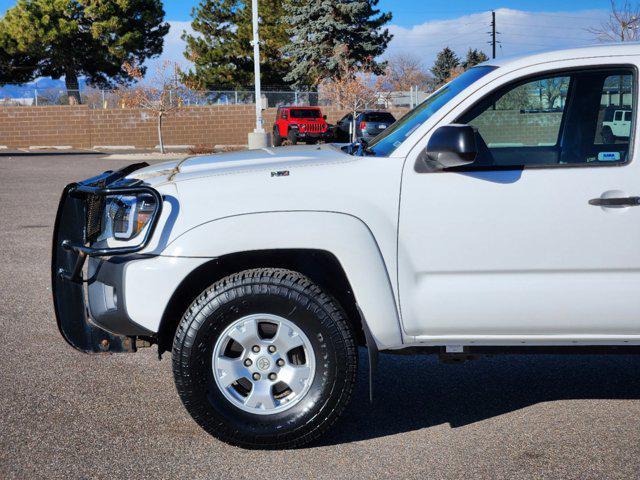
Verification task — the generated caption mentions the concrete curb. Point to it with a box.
[93,145,136,151]
[101,152,193,161]
[28,145,73,150]
[154,145,194,150]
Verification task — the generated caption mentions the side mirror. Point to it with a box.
[323,115,328,120]
[416,124,478,172]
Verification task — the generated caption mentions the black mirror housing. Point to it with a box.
[416,124,478,172]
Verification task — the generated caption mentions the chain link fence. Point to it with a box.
[0,86,430,109]
[5,81,626,110]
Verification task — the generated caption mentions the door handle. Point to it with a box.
[589,196,640,207]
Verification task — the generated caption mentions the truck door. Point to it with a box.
[613,110,624,136]
[399,66,640,340]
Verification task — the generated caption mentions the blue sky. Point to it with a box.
[161,0,608,27]
[0,0,615,84]
[0,0,611,27]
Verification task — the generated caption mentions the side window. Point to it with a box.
[467,76,569,149]
[457,68,635,168]
[594,74,633,152]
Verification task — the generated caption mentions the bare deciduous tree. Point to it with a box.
[537,77,569,110]
[384,53,432,91]
[116,61,197,154]
[588,0,640,42]
[321,46,390,143]
[444,66,465,83]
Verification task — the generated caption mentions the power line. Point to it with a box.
[501,40,560,48]
[386,31,485,49]
[499,21,595,31]
[506,32,591,41]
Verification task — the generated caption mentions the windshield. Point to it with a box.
[363,112,395,123]
[290,109,322,119]
[367,66,496,156]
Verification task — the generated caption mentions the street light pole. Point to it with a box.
[247,0,271,148]
[252,0,263,133]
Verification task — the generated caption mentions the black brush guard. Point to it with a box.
[51,163,163,353]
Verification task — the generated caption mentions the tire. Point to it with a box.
[602,126,615,144]
[172,268,358,449]
[287,129,298,145]
[272,127,282,147]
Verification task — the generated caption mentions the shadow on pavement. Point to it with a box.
[0,151,105,157]
[318,349,640,446]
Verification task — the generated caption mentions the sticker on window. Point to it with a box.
[598,152,621,162]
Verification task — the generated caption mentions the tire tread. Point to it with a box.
[172,268,357,449]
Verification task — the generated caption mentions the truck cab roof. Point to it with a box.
[486,42,640,70]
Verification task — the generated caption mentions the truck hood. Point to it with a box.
[130,144,352,185]
[129,141,404,271]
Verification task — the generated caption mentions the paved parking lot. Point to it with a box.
[2,153,640,479]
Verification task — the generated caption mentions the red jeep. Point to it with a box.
[272,106,332,146]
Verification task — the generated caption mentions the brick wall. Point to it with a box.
[473,110,563,146]
[0,106,91,148]
[0,105,410,149]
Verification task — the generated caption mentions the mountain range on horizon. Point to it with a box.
[0,78,89,98]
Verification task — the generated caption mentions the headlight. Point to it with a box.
[100,193,157,241]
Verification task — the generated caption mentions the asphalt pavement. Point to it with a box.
[2,153,640,479]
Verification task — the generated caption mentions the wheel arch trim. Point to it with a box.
[156,211,403,351]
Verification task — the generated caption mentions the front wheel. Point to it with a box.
[172,268,358,449]
[602,126,615,144]
[272,127,282,147]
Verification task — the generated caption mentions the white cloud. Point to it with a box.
[150,9,611,79]
[385,8,608,66]
[144,21,194,76]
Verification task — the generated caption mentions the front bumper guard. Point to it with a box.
[51,163,163,354]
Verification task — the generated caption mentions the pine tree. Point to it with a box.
[0,0,169,103]
[283,0,393,87]
[431,47,460,85]
[182,0,291,90]
[462,48,489,69]
[0,29,36,84]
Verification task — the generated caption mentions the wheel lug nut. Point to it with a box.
[252,373,261,381]
[268,373,277,381]
[276,359,285,367]
[268,345,276,353]
[244,359,252,367]
[252,345,260,353]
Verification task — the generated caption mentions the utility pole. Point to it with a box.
[491,10,497,59]
[248,0,271,148]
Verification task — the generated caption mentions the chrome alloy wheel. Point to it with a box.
[212,314,316,415]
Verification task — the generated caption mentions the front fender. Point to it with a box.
[160,211,403,349]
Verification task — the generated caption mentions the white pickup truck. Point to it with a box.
[53,44,639,449]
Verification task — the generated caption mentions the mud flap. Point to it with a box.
[357,305,378,403]
[51,184,136,354]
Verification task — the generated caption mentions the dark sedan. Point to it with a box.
[335,110,396,143]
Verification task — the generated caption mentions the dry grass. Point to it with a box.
[187,144,217,155]
[217,145,247,152]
